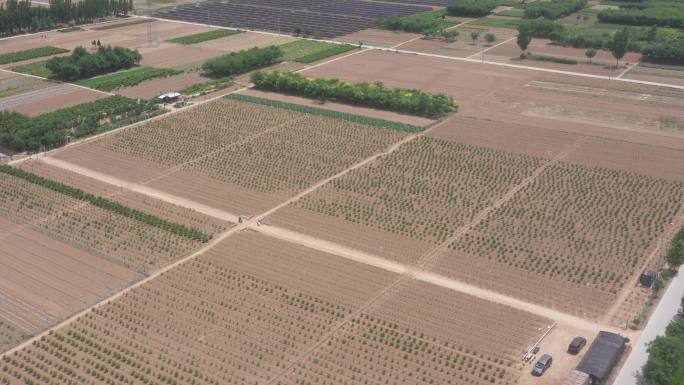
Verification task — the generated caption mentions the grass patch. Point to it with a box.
[11,61,54,78]
[166,29,241,45]
[0,46,69,65]
[77,66,182,91]
[638,61,684,71]
[279,40,357,63]
[92,19,152,30]
[58,26,84,33]
[227,93,425,133]
[180,76,233,95]
[525,54,578,64]
[496,9,525,17]
[469,17,522,29]
[0,165,211,242]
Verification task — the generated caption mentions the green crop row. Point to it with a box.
[77,66,181,91]
[0,165,211,243]
[166,29,241,45]
[227,93,425,132]
[0,46,68,65]
[294,43,356,63]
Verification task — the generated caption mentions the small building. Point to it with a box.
[640,270,657,288]
[158,92,181,103]
[576,331,626,384]
[562,370,591,385]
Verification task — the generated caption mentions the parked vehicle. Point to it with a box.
[532,354,552,376]
[568,337,587,355]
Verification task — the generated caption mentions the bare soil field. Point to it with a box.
[269,136,547,263]
[137,43,223,69]
[399,26,516,58]
[18,159,231,237]
[280,280,552,385]
[487,38,641,65]
[115,72,209,99]
[241,89,435,127]
[0,217,139,344]
[0,83,104,116]
[335,28,421,47]
[437,161,683,320]
[623,65,684,88]
[196,31,297,52]
[0,73,51,98]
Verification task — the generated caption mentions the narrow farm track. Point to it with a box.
[418,136,588,271]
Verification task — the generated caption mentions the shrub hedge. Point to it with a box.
[598,6,684,28]
[524,0,588,20]
[46,45,142,80]
[0,165,211,243]
[250,71,457,118]
[447,0,497,17]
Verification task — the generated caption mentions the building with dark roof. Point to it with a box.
[576,331,626,383]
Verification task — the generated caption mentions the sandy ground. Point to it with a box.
[137,42,224,69]
[335,28,421,48]
[241,89,435,127]
[0,83,105,116]
[196,31,297,52]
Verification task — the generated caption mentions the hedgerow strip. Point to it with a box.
[0,46,68,65]
[0,165,212,243]
[227,93,425,133]
[167,29,241,45]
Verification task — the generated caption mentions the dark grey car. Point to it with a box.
[568,337,587,355]
[532,354,552,376]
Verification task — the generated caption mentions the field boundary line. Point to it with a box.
[417,136,588,271]
[150,15,684,91]
[466,36,516,60]
[38,157,241,223]
[617,62,639,79]
[0,68,114,96]
[0,17,136,42]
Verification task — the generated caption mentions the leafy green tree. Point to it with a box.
[470,31,480,45]
[667,228,684,268]
[484,33,496,45]
[517,24,533,56]
[585,48,596,63]
[610,28,630,67]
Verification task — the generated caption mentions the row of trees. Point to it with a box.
[46,45,141,80]
[202,46,282,78]
[0,0,132,37]
[638,295,684,385]
[0,165,211,242]
[250,71,458,118]
[515,19,683,64]
[523,0,588,20]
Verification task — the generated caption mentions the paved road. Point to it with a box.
[614,264,684,385]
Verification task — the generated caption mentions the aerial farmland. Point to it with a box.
[1,0,683,385]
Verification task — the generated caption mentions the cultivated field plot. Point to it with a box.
[436,160,683,320]
[137,43,224,69]
[0,217,139,351]
[115,72,209,99]
[335,28,421,48]
[195,32,297,53]
[270,135,549,264]
[54,97,406,214]
[158,0,431,38]
[0,83,105,116]
[0,231,550,385]
[0,172,204,274]
[399,26,517,58]
[0,73,51,99]
[280,281,551,385]
[623,65,684,88]
[18,159,231,237]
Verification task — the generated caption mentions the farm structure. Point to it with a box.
[575,331,627,383]
[0,231,552,385]
[157,0,432,38]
